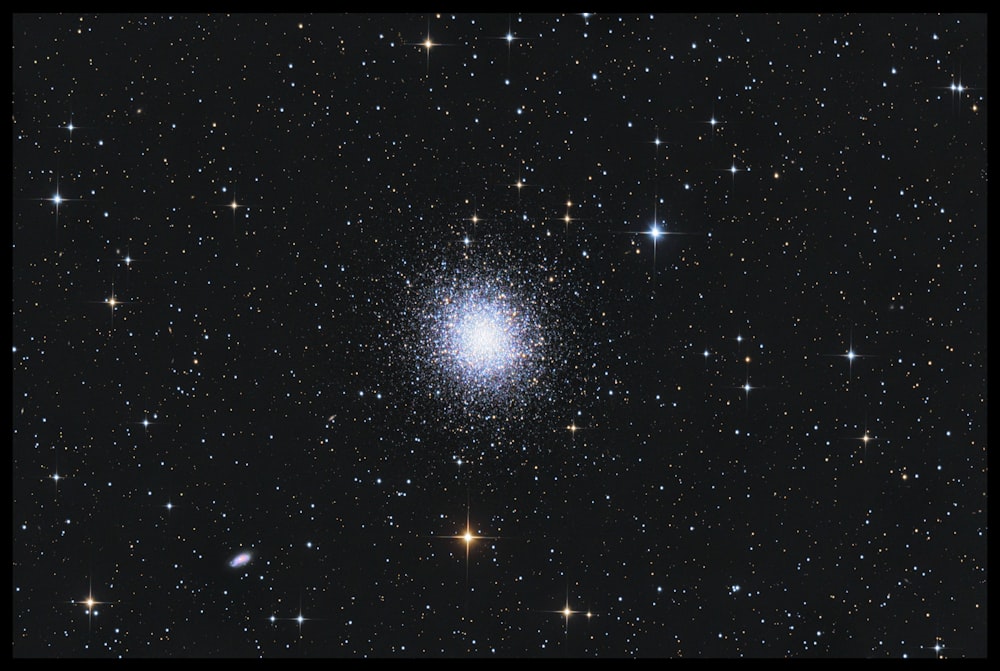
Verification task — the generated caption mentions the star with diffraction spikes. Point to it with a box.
[32,172,81,228]
[66,579,113,634]
[269,596,321,639]
[542,582,594,652]
[432,498,501,590]
[823,328,874,383]
[406,17,456,76]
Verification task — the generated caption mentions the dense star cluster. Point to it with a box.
[12,13,986,659]
[379,234,592,473]
[413,260,545,408]
[447,288,524,380]
[425,270,540,398]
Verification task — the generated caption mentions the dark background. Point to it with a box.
[12,13,986,658]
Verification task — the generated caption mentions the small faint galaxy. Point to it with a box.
[12,12,986,659]
[228,552,253,569]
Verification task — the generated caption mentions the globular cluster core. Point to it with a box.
[389,241,583,454]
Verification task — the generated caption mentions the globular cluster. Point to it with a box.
[378,231,593,472]
[419,265,543,403]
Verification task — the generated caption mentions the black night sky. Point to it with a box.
[12,13,987,658]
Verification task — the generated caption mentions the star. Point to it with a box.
[923,636,948,658]
[853,414,877,462]
[702,112,723,138]
[628,197,702,274]
[543,583,594,650]
[493,17,526,70]
[824,329,872,382]
[722,160,744,188]
[407,20,453,75]
[71,580,110,633]
[215,194,247,236]
[133,412,160,436]
[46,471,64,496]
[433,499,500,589]
[36,172,80,226]
[102,284,129,333]
[271,610,313,638]
[62,119,85,139]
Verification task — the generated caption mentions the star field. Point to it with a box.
[12,13,986,658]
